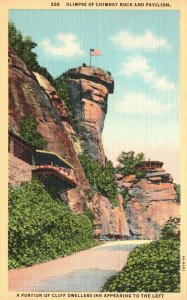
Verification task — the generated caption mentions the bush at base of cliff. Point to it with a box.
[9,179,96,269]
[160,217,180,240]
[84,207,94,225]
[102,239,180,292]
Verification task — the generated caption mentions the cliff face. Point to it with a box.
[116,168,179,239]
[9,46,90,213]
[65,67,114,165]
[8,46,179,240]
[8,47,128,237]
[88,193,129,237]
[9,153,32,186]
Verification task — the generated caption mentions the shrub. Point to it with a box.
[54,74,72,113]
[116,151,145,179]
[79,152,118,206]
[84,207,94,225]
[111,198,119,208]
[174,183,181,203]
[9,179,96,269]
[102,239,180,292]
[87,188,96,201]
[161,217,180,240]
[120,189,129,209]
[20,116,47,149]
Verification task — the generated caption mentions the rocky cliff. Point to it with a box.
[9,46,90,213]
[8,46,179,240]
[64,67,114,165]
[116,167,180,239]
[8,46,128,237]
[88,193,129,237]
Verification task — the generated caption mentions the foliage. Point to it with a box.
[54,74,72,113]
[84,207,94,225]
[79,152,118,206]
[111,198,119,208]
[102,239,180,292]
[161,217,180,241]
[20,116,47,149]
[9,22,54,84]
[135,170,146,182]
[116,151,145,179]
[120,189,129,209]
[174,183,181,203]
[9,179,96,269]
[87,188,96,201]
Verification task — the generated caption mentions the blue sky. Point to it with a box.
[9,9,179,181]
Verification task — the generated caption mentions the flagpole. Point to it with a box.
[90,49,102,66]
[89,50,91,67]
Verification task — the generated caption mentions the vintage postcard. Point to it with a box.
[0,0,187,299]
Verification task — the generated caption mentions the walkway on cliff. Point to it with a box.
[9,240,151,292]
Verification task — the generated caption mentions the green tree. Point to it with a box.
[79,152,100,188]
[116,151,145,178]
[20,116,47,149]
[97,160,117,200]
[79,152,118,206]
[9,22,54,85]
[9,22,23,57]
[21,35,38,70]
[54,74,72,113]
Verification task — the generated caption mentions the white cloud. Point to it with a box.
[110,30,171,51]
[116,92,173,115]
[41,33,84,57]
[120,55,175,90]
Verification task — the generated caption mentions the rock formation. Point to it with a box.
[64,67,114,165]
[8,46,129,237]
[8,45,179,240]
[9,46,90,213]
[116,165,180,239]
[88,193,129,237]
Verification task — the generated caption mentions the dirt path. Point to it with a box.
[9,240,150,292]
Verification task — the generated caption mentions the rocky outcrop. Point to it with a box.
[8,47,128,237]
[65,67,114,165]
[33,72,69,120]
[88,193,129,237]
[117,166,179,239]
[8,46,90,213]
[9,46,179,240]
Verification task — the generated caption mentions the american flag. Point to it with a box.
[90,49,102,56]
